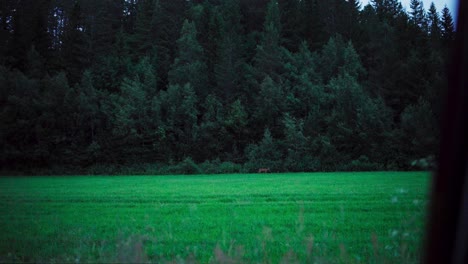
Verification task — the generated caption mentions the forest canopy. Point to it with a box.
[0,0,454,174]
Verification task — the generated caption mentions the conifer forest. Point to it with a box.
[0,0,455,174]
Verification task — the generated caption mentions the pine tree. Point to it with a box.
[253,0,284,83]
[169,19,209,98]
[401,97,438,159]
[29,0,53,65]
[62,1,90,84]
[6,0,52,71]
[0,0,14,61]
[409,0,427,30]
[91,0,125,58]
[225,99,248,132]
[214,0,245,101]
[319,37,341,82]
[254,76,285,137]
[282,42,322,118]
[299,0,325,51]
[325,73,370,161]
[318,36,365,83]
[130,0,156,59]
[111,56,157,140]
[342,41,366,79]
[197,94,227,160]
[160,83,199,160]
[372,0,403,21]
[320,0,354,40]
[245,128,282,172]
[278,0,300,51]
[282,113,316,171]
[427,3,441,41]
[344,0,362,41]
[91,27,132,93]
[77,71,100,144]
[152,0,188,89]
[441,6,455,43]
[26,46,46,79]
[204,7,224,89]
[224,98,249,159]
[1,70,44,166]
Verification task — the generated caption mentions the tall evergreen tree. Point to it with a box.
[62,1,90,84]
[278,0,301,51]
[252,0,284,83]
[441,6,455,43]
[130,0,156,59]
[169,19,209,98]
[225,98,249,155]
[371,0,403,21]
[204,6,224,90]
[152,0,188,89]
[160,83,199,160]
[282,113,317,171]
[427,2,441,41]
[91,0,125,58]
[26,46,46,79]
[76,70,100,145]
[6,0,53,71]
[214,0,245,101]
[111,56,157,140]
[409,0,427,30]
[299,0,325,51]
[245,128,282,172]
[254,76,285,137]
[197,94,227,160]
[0,0,15,61]
[343,0,363,42]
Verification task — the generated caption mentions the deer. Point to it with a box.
[258,168,270,173]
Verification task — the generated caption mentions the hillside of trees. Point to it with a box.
[0,0,455,174]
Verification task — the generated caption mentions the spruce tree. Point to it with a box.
[152,0,188,89]
[169,19,209,98]
[299,0,325,51]
[344,0,362,41]
[77,71,100,144]
[245,128,282,172]
[26,46,46,79]
[214,0,245,101]
[224,98,249,159]
[91,0,125,58]
[441,6,455,43]
[282,113,316,171]
[371,0,403,21]
[160,83,199,160]
[197,94,227,160]
[62,1,90,84]
[130,0,156,58]
[278,0,301,51]
[409,0,427,30]
[254,76,285,137]
[427,3,441,41]
[253,0,284,83]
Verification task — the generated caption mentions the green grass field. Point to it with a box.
[0,172,431,263]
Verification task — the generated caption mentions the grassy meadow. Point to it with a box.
[0,172,431,263]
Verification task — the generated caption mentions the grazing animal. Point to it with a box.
[258,168,270,173]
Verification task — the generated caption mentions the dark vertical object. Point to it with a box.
[424,0,468,263]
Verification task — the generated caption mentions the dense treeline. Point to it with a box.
[0,0,454,174]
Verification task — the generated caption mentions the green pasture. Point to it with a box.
[0,172,431,263]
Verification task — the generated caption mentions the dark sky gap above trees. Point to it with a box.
[0,0,455,174]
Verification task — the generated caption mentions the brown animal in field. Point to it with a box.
[258,168,270,173]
